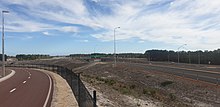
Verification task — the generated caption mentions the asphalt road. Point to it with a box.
[0,68,53,107]
[131,62,220,85]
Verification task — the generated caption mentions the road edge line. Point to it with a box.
[0,70,16,82]
[43,73,52,107]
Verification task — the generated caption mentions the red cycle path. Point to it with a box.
[0,68,53,107]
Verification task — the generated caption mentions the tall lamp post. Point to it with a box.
[2,10,9,77]
[113,27,120,67]
[177,44,186,63]
[198,51,201,64]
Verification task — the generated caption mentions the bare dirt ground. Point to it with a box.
[74,62,220,107]
[12,58,220,107]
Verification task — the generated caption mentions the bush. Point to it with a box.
[105,79,116,86]
[160,81,173,87]
[143,88,156,96]
[95,77,116,86]
[169,93,176,101]
[129,84,136,89]
[121,88,130,94]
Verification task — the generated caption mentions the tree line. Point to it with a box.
[70,49,220,65]
[16,54,51,61]
[145,49,220,65]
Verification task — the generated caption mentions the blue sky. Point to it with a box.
[1,0,220,55]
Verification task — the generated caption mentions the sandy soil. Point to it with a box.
[75,62,220,107]
[83,80,162,107]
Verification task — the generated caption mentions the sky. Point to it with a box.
[0,0,220,55]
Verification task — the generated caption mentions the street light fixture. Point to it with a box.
[113,27,120,67]
[177,44,186,63]
[2,10,9,77]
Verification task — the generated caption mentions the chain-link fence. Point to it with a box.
[6,64,97,107]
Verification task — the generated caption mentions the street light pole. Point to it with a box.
[114,27,120,67]
[198,51,201,64]
[2,10,9,77]
[188,51,191,64]
[177,44,186,63]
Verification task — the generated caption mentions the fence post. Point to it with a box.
[182,71,184,77]
[196,73,199,80]
[64,67,66,78]
[93,90,97,107]
[78,73,81,107]
[70,72,73,89]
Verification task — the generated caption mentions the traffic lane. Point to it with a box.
[142,63,220,78]
[182,72,219,84]
[0,68,29,99]
[139,64,220,84]
[0,68,52,107]
[149,61,220,73]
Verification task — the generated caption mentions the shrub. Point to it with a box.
[105,79,116,86]
[129,84,136,89]
[160,81,173,87]
[169,93,176,101]
[121,87,130,94]
[143,88,156,96]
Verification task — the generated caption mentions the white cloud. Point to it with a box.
[42,31,49,35]
[84,40,89,42]
[61,26,78,33]
[138,40,145,43]
[81,40,89,42]
[6,35,34,40]
[90,0,220,50]
[2,0,220,50]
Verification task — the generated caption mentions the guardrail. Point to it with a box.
[6,64,97,107]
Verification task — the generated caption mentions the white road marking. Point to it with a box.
[23,81,27,84]
[28,76,31,79]
[43,73,52,107]
[10,88,16,93]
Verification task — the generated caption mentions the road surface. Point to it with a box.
[129,62,220,85]
[0,68,53,107]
